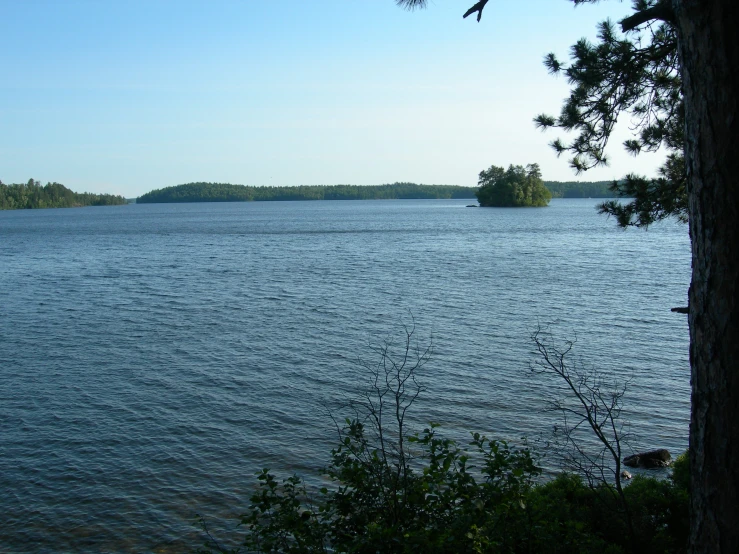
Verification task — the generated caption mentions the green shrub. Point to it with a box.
[229,423,540,554]
[671,450,689,492]
[195,330,688,554]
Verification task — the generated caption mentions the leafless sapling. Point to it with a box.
[530,326,636,547]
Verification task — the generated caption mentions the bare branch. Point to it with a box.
[462,0,490,22]
[531,325,636,547]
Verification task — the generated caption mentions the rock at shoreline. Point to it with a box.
[624,449,672,468]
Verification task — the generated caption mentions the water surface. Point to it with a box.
[0,199,691,552]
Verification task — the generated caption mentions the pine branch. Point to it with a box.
[394,0,428,10]
[463,0,490,22]
[620,1,675,32]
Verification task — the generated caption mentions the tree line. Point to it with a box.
[137,180,616,204]
[0,177,632,209]
[136,182,478,203]
[546,180,620,199]
[0,179,126,210]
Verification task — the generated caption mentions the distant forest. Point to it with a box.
[0,179,127,210]
[137,180,617,203]
[545,181,616,198]
[137,182,477,203]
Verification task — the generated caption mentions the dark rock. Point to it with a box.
[466,204,478,208]
[623,449,672,468]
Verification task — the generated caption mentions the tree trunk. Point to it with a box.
[674,0,739,551]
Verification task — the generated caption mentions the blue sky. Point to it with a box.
[1,0,665,197]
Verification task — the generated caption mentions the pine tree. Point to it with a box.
[532,6,686,228]
[397,1,739,552]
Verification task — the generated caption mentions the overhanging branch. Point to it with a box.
[463,0,489,22]
[620,1,675,32]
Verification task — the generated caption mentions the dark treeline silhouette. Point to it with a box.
[137,182,476,203]
[0,179,126,210]
[546,180,616,198]
[137,180,616,204]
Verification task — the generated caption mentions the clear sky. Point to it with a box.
[1,0,666,197]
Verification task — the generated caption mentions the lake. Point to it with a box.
[0,199,691,552]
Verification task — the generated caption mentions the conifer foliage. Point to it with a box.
[532,2,685,226]
[399,0,687,227]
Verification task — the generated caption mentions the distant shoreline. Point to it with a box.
[1,180,621,210]
[136,181,618,204]
[0,180,126,210]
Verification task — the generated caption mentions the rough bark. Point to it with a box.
[673,0,739,551]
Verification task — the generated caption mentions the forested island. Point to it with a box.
[476,164,552,207]
[136,180,616,204]
[0,179,126,210]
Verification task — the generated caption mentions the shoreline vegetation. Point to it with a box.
[136,180,617,204]
[0,179,126,210]
[197,328,690,554]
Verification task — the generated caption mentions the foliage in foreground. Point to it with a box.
[196,328,688,554]
[244,427,538,554]
[197,430,688,554]
[533,6,686,228]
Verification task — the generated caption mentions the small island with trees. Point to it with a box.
[475,163,552,207]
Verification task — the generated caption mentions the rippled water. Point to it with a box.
[0,199,690,552]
